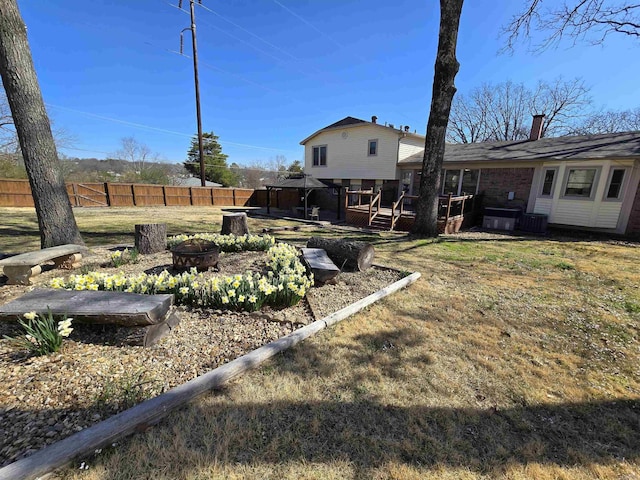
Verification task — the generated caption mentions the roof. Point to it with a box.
[266,176,335,189]
[175,177,222,187]
[398,131,640,165]
[300,116,424,145]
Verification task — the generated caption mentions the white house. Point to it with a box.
[300,115,640,236]
[300,116,424,203]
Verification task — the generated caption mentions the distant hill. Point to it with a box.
[59,157,188,184]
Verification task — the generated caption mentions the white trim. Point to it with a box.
[312,144,327,167]
[602,166,630,202]
[538,167,559,198]
[368,139,378,157]
[560,167,602,200]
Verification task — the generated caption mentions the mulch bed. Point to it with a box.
[0,246,403,466]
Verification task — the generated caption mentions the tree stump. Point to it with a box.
[221,213,250,236]
[135,223,167,254]
[307,237,375,271]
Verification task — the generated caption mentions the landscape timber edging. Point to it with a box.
[0,271,421,480]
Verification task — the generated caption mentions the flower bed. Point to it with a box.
[0,235,406,468]
[167,233,275,252]
[51,239,313,312]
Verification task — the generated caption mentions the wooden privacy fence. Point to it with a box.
[252,188,300,210]
[0,179,254,208]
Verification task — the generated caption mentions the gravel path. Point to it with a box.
[0,247,403,466]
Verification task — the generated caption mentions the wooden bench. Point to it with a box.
[0,244,87,285]
[0,288,179,347]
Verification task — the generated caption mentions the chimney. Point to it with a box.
[529,114,545,141]
[371,115,377,124]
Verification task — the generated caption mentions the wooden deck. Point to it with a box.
[344,190,480,232]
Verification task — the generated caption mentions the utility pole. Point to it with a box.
[179,0,206,186]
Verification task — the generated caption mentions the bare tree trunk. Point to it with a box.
[135,224,167,254]
[0,0,83,248]
[411,0,464,237]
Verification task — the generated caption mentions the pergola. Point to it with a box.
[265,176,341,220]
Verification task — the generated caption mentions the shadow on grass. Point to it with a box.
[2,323,639,476]
[53,396,639,478]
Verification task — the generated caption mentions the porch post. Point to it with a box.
[266,186,271,214]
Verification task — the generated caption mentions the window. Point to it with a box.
[564,168,597,197]
[606,168,626,199]
[460,169,479,195]
[368,139,378,156]
[540,168,557,197]
[312,145,327,167]
[442,169,479,195]
[442,170,459,195]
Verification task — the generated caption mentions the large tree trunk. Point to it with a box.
[0,0,83,248]
[135,223,167,254]
[411,0,464,237]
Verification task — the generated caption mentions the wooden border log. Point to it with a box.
[0,271,420,480]
[307,237,375,271]
[134,224,167,254]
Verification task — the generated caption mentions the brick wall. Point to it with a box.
[625,179,640,237]
[478,168,535,210]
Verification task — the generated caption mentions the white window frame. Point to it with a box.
[312,145,327,167]
[367,139,378,157]
[603,167,629,202]
[538,167,558,198]
[560,167,601,200]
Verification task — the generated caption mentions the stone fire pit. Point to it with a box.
[171,238,219,272]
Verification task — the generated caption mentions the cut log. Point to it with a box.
[221,213,249,236]
[306,237,375,271]
[134,224,167,254]
[0,289,173,327]
[301,248,340,284]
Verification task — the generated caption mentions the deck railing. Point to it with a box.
[368,191,382,225]
[391,192,418,230]
[345,189,384,227]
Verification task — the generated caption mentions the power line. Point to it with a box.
[46,103,289,152]
[171,2,327,81]
[271,0,348,51]
[169,2,297,72]
[195,2,304,65]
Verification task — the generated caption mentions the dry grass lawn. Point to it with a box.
[1,207,639,479]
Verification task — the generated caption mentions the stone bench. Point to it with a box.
[301,247,340,284]
[0,288,179,347]
[0,244,87,285]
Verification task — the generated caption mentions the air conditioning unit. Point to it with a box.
[482,207,521,231]
[519,213,548,234]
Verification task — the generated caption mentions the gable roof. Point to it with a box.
[398,130,640,165]
[300,116,424,145]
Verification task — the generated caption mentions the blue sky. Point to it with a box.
[18,0,640,167]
